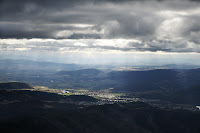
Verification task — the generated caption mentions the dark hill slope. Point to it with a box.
[107,69,200,91]
[108,69,179,91]
[136,86,200,105]
[0,82,32,90]
[0,90,97,103]
[0,102,200,133]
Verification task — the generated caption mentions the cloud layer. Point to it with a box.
[0,0,200,53]
[1,38,200,53]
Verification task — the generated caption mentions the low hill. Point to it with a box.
[0,82,32,90]
[57,69,103,76]
[0,89,97,103]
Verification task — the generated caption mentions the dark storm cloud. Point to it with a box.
[0,0,199,39]
[1,0,200,53]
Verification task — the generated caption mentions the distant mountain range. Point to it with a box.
[0,59,199,72]
[0,59,82,71]
[0,59,200,92]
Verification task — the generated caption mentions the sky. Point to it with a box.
[0,0,200,65]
